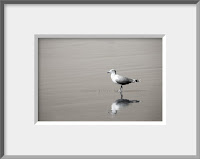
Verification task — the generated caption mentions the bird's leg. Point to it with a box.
[120,85,123,92]
[118,85,123,93]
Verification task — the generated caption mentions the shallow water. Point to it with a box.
[38,38,162,121]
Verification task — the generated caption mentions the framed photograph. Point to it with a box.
[0,0,199,159]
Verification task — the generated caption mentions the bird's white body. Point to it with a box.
[111,73,119,84]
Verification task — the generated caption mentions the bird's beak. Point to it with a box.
[107,71,110,73]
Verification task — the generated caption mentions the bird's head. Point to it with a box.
[107,69,116,74]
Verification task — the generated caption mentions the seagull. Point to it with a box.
[107,69,140,92]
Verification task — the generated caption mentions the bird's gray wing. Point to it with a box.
[115,75,132,85]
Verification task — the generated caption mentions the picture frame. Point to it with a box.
[0,0,199,158]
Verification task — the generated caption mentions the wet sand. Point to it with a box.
[38,38,162,121]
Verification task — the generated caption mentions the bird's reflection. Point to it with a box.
[109,92,140,115]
